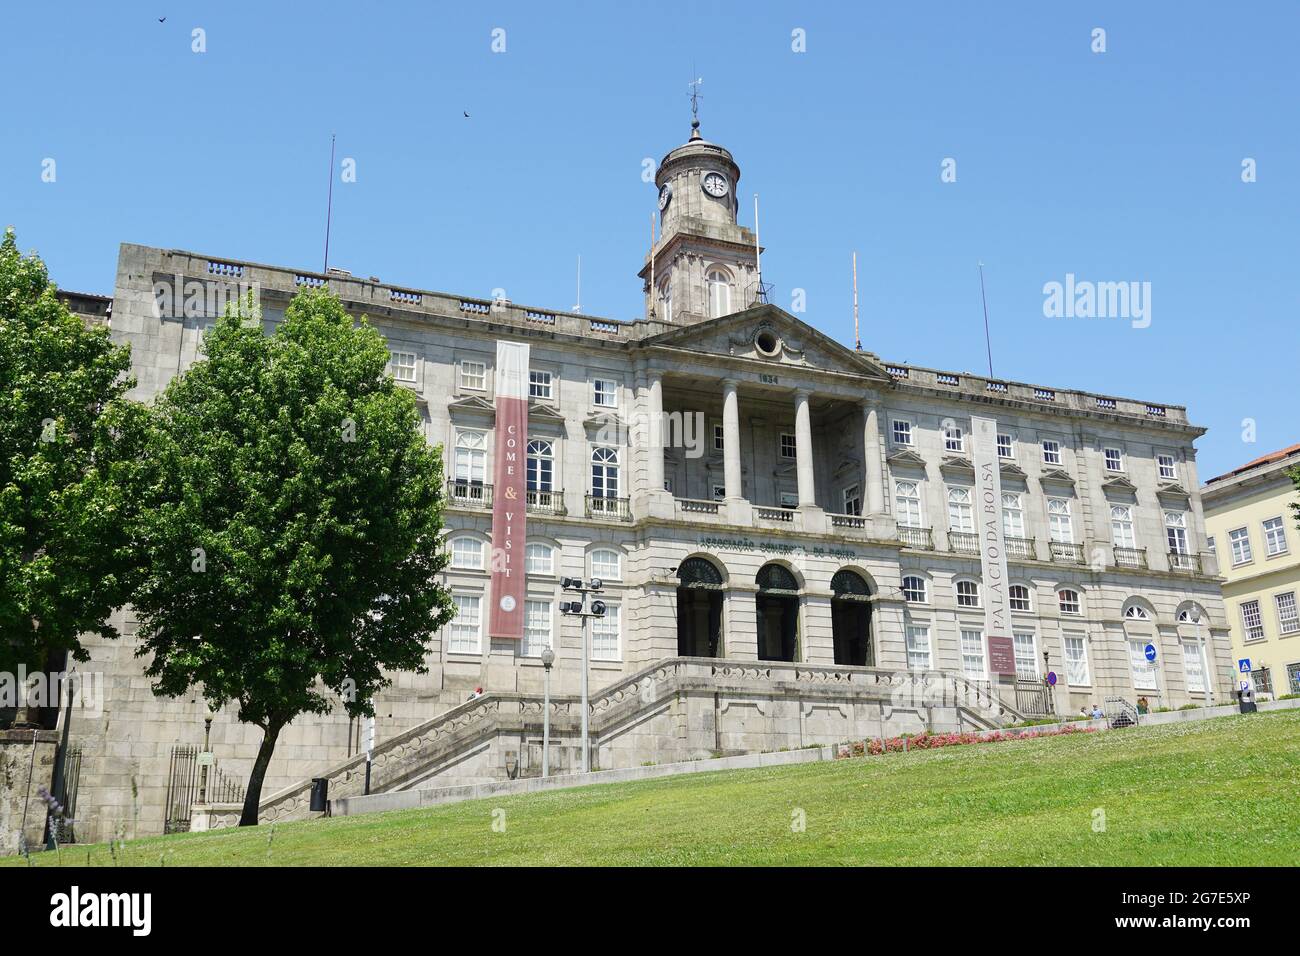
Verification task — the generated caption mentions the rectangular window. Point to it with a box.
[520,600,552,657]
[1064,635,1090,686]
[996,433,1014,460]
[590,549,621,580]
[960,629,986,680]
[1129,639,1158,690]
[1181,640,1206,693]
[842,484,862,516]
[905,625,932,670]
[459,359,486,390]
[892,420,912,446]
[1104,447,1124,472]
[713,423,725,452]
[1240,599,1265,642]
[448,594,482,654]
[1013,632,1038,680]
[1042,440,1061,465]
[389,350,417,383]
[450,537,484,570]
[1276,591,1300,635]
[529,369,553,401]
[1207,535,1216,556]
[1229,527,1253,565]
[1157,454,1177,480]
[592,603,620,660]
[1263,516,1288,556]
[780,433,797,460]
[592,378,617,409]
[944,424,964,453]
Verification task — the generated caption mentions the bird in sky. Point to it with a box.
[158,16,166,22]
[463,111,470,118]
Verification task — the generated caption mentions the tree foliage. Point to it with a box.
[133,288,454,822]
[0,227,148,675]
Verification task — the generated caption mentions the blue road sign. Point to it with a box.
[1144,643,1157,663]
[1238,658,1252,673]
[1046,671,1057,687]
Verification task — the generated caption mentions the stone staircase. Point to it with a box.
[210,658,1024,828]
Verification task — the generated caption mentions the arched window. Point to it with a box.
[1003,493,1025,538]
[956,579,980,608]
[590,548,622,580]
[449,536,485,570]
[1058,588,1081,614]
[901,575,928,603]
[678,557,723,588]
[527,440,553,492]
[895,480,922,528]
[658,280,672,324]
[1009,584,1031,612]
[707,269,731,318]
[1124,604,1150,620]
[525,542,554,576]
[831,569,871,598]
[947,487,974,532]
[756,564,799,592]
[591,446,620,498]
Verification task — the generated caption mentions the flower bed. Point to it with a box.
[835,724,1097,760]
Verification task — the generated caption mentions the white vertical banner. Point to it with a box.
[971,416,1016,676]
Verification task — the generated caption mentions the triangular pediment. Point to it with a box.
[939,455,974,478]
[1000,462,1028,481]
[1156,482,1191,503]
[530,401,566,424]
[1102,475,1139,494]
[887,448,928,470]
[1039,468,1076,487]
[642,304,894,383]
[447,394,496,419]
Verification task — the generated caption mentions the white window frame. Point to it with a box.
[1181,640,1206,693]
[713,423,725,452]
[947,486,975,533]
[1047,497,1074,544]
[1263,516,1288,557]
[448,593,483,655]
[706,269,731,318]
[905,624,932,670]
[779,432,797,460]
[529,369,553,401]
[1240,599,1265,642]
[520,599,553,658]
[1165,511,1189,556]
[592,378,618,410]
[1002,493,1024,539]
[524,542,555,576]
[842,484,862,517]
[1009,584,1032,613]
[1013,631,1039,680]
[453,429,488,484]
[459,359,486,391]
[591,602,621,661]
[944,423,965,454]
[1129,639,1159,690]
[449,536,486,571]
[1058,589,1081,615]
[996,433,1014,460]
[901,575,928,603]
[895,480,923,528]
[712,483,727,501]
[1157,454,1177,481]
[1124,604,1150,620]
[1041,439,1062,465]
[1110,505,1136,549]
[591,445,620,498]
[892,419,913,446]
[590,548,622,581]
[527,439,554,493]
[389,349,417,384]
[1275,591,1299,635]
[1228,526,1253,566]
[1103,447,1124,472]
[960,628,987,680]
[658,280,672,325]
[1064,634,1090,686]
[956,579,981,608]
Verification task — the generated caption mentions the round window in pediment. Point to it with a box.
[755,329,780,357]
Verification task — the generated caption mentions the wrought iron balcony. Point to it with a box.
[446,480,492,508]
[1168,551,1200,574]
[525,489,565,515]
[1113,546,1147,569]
[1049,541,1086,565]
[948,531,979,555]
[1005,536,1036,560]
[586,494,631,521]
[897,526,934,550]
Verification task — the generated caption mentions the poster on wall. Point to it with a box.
[489,340,529,639]
[971,415,1017,676]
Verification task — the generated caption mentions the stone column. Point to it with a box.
[647,372,665,494]
[862,401,885,514]
[794,389,815,507]
[722,379,742,499]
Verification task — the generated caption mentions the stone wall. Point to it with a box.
[0,729,58,856]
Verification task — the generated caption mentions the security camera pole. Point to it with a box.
[560,576,606,773]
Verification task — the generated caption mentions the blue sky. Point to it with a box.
[2,1,1295,480]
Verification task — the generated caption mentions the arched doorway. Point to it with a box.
[677,558,724,657]
[756,564,800,662]
[830,570,873,666]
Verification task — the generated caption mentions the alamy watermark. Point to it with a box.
[0,666,104,717]
[1042,273,1151,328]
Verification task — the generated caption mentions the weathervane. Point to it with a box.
[688,75,703,137]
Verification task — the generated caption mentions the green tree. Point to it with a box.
[134,288,454,825]
[0,227,148,678]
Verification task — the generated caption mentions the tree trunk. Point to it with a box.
[239,722,282,826]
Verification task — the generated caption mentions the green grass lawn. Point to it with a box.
[11,710,1300,866]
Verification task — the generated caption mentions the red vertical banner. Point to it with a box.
[489,340,529,639]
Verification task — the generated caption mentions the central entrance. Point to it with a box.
[755,564,800,662]
[677,557,724,657]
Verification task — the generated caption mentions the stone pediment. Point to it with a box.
[530,402,566,424]
[886,448,928,470]
[1156,482,1192,503]
[1000,462,1028,481]
[1039,468,1075,487]
[643,304,893,383]
[447,394,495,420]
[939,455,974,478]
[1102,475,1139,495]
[582,409,622,431]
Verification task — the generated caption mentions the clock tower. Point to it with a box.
[640,117,761,326]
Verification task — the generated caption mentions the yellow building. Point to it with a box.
[1203,444,1300,698]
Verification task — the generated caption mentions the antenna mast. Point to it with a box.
[852,251,861,351]
[323,133,336,274]
[574,255,582,313]
[649,212,656,319]
[753,194,761,302]
[978,260,994,378]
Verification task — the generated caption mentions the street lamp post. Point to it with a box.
[559,576,605,775]
[540,646,555,777]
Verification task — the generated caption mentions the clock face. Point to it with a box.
[702,172,729,198]
[657,183,672,210]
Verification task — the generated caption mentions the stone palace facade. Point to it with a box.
[40,120,1231,843]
